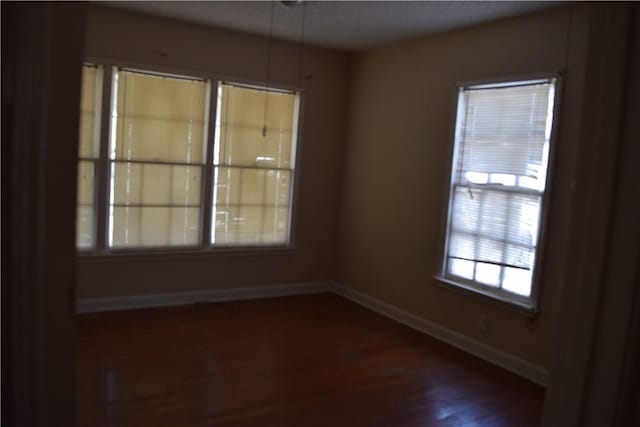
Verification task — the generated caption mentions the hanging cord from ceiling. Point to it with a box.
[263,1,306,138]
[262,1,276,138]
[297,1,307,89]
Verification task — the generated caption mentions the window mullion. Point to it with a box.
[95,66,113,251]
[472,190,486,282]
[498,192,513,289]
[200,80,218,247]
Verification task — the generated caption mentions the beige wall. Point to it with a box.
[80,4,594,372]
[77,6,349,298]
[336,6,591,369]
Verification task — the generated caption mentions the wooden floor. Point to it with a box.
[77,293,544,427]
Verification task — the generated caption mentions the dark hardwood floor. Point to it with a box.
[76,293,544,427]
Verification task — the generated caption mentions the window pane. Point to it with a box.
[503,267,533,296]
[239,169,266,205]
[220,85,294,130]
[448,233,476,260]
[478,191,508,241]
[76,65,102,250]
[214,167,291,208]
[112,163,202,206]
[450,187,480,234]
[213,205,240,243]
[79,66,101,158]
[79,112,97,159]
[111,207,199,248]
[211,82,297,247]
[490,173,516,186]
[169,207,200,245]
[475,262,500,287]
[507,194,542,247]
[115,117,205,163]
[265,170,291,207]
[139,164,172,205]
[263,207,289,236]
[112,162,142,205]
[172,164,202,206]
[76,206,94,249]
[109,163,202,248]
[140,207,171,246]
[116,71,208,122]
[214,167,242,206]
[111,206,140,247]
[108,69,208,249]
[212,166,292,245]
[80,67,98,112]
[505,244,534,270]
[113,70,208,163]
[213,206,288,246]
[478,238,503,264]
[217,126,293,168]
[77,161,95,206]
[449,258,474,280]
[236,206,265,243]
[456,82,553,189]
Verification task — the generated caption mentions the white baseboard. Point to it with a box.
[77,281,331,313]
[330,282,549,386]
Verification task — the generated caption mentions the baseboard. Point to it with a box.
[330,282,549,386]
[77,281,331,313]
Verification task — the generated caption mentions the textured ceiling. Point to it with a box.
[107,1,559,52]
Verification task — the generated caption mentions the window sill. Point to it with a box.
[77,245,296,264]
[432,276,540,318]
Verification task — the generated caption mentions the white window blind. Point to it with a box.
[76,64,102,249]
[444,79,556,302]
[212,83,298,246]
[108,69,209,248]
[75,64,301,253]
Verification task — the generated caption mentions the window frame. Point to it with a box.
[77,59,305,258]
[435,73,563,312]
[76,63,104,251]
[210,81,301,249]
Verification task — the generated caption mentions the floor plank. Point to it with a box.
[76,293,544,427]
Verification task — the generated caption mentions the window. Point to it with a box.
[76,64,102,249]
[439,78,557,308]
[212,83,297,246]
[109,69,208,248]
[76,65,300,252]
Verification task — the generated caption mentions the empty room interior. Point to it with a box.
[3,1,640,427]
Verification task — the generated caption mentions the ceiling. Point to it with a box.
[107,1,560,52]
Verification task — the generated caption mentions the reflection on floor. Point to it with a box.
[77,293,544,427]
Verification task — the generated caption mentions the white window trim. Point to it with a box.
[78,61,306,258]
[434,72,563,313]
